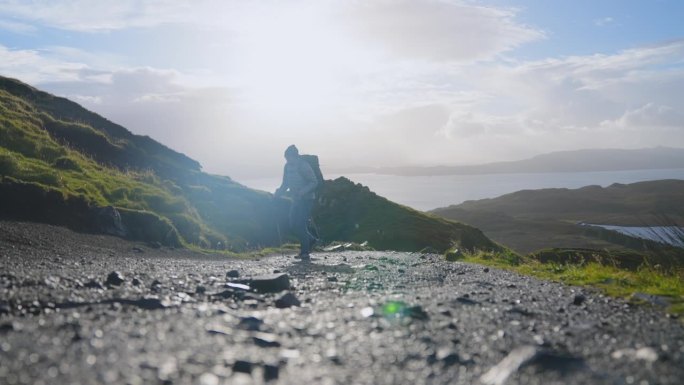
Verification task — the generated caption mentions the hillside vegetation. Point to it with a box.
[0,75,497,253]
[432,180,684,256]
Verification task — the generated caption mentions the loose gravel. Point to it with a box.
[1,220,683,385]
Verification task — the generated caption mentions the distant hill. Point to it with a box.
[431,180,684,255]
[0,75,497,253]
[334,147,684,176]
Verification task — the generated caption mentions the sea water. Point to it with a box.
[582,224,684,247]
[238,168,684,211]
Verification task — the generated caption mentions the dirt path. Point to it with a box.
[1,221,683,384]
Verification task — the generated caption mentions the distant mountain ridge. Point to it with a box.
[334,147,684,176]
[431,179,684,254]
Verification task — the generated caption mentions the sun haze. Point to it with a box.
[0,0,683,179]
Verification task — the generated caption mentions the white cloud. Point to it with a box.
[337,0,543,62]
[602,103,684,130]
[0,18,36,33]
[1,2,683,176]
[0,44,86,83]
[0,0,195,32]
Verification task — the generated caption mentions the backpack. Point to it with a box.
[299,154,325,194]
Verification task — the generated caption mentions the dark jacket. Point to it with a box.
[276,157,318,200]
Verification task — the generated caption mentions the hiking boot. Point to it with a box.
[297,253,311,262]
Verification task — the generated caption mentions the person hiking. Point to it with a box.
[275,145,319,261]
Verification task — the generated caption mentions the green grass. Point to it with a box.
[453,249,684,315]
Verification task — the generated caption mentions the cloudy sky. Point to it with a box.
[1,0,683,180]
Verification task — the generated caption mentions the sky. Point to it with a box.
[0,0,683,180]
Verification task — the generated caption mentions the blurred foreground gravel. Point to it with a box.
[1,220,683,385]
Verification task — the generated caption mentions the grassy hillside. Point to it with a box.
[314,177,500,252]
[431,180,684,255]
[0,75,498,253]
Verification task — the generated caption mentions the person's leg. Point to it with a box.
[290,199,313,257]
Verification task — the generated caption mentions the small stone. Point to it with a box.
[327,276,338,282]
[232,360,253,374]
[241,273,290,293]
[612,347,659,362]
[132,278,142,286]
[253,333,281,348]
[105,272,124,286]
[226,270,240,278]
[572,294,586,306]
[129,297,167,310]
[84,280,103,289]
[198,372,219,385]
[361,307,374,318]
[225,282,250,291]
[263,364,279,382]
[483,267,490,273]
[196,286,207,294]
[456,296,479,306]
[406,305,429,320]
[0,322,14,333]
[238,316,263,331]
[275,293,301,308]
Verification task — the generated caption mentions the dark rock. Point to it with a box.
[241,273,290,293]
[507,306,535,317]
[0,322,14,333]
[226,270,240,278]
[439,349,463,367]
[0,302,9,315]
[263,364,279,382]
[527,350,586,374]
[456,296,479,306]
[275,292,301,308]
[118,297,167,310]
[132,278,142,286]
[213,289,241,299]
[484,267,490,273]
[94,206,126,237]
[195,286,206,294]
[105,271,124,286]
[253,333,281,348]
[150,280,162,292]
[572,294,586,306]
[238,316,263,331]
[233,360,253,374]
[406,305,429,320]
[84,280,103,289]
[327,276,338,282]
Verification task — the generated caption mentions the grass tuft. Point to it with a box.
[455,249,684,315]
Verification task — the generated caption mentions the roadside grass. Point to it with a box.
[453,249,684,315]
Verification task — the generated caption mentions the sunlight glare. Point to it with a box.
[232,6,353,119]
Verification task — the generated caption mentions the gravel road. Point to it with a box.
[1,220,683,385]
